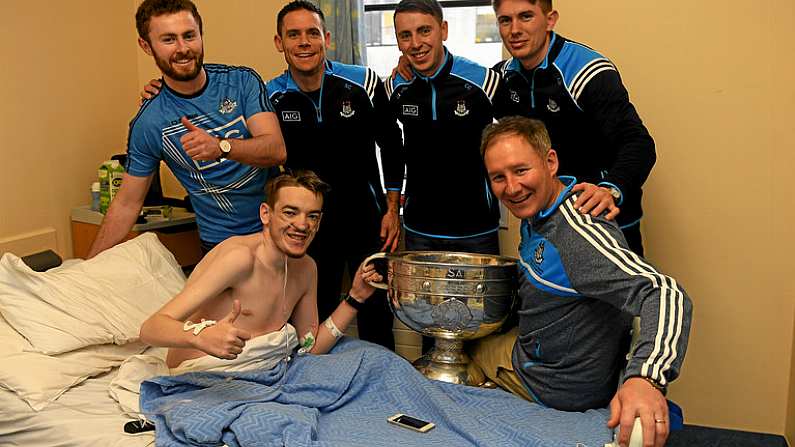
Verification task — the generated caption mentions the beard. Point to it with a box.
[153,47,204,82]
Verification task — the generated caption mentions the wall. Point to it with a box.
[550,0,795,437]
[788,314,795,443]
[2,0,794,439]
[0,1,141,258]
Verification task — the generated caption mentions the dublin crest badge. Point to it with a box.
[340,100,355,118]
[218,98,237,114]
[454,100,469,117]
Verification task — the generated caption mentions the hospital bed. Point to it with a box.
[0,233,617,447]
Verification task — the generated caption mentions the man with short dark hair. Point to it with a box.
[491,0,656,255]
[266,1,404,350]
[474,116,691,447]
[141,169,382,368]
[386,0,502,256]
[88,0,286,259]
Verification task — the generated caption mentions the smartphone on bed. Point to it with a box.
[387,413,435,433]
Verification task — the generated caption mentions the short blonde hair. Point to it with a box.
[480,116,551,158]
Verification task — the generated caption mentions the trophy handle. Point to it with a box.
[363,252,389,290]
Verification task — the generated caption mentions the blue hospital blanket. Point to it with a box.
[140,338,612,446]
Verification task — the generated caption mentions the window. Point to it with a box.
[364,1,502,78]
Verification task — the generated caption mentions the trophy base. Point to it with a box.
[411,338,487,387]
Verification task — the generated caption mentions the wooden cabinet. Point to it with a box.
[70,206,202,268]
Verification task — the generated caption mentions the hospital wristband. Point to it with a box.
[183,319,217,336]
[323,317,344,339]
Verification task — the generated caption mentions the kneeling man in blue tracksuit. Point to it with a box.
[471,116,692,447]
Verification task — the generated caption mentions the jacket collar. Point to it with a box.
[536,175,576,220]
[284,59,333,92]
[414,47,453,81]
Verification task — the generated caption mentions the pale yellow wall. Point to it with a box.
[551,0,795,437]
[0,1,141,258]
[788,314,795,443]
[3,0,795,439]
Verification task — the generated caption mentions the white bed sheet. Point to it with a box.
[0,367,153,447]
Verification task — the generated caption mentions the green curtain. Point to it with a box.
[315,0,367,65]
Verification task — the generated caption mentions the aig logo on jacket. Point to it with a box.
[402,105,419,116]
[282,111,301,122]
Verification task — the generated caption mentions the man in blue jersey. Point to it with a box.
[473,116,691,447]
[87,0,285,259]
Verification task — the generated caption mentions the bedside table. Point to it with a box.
[70,206,202,267]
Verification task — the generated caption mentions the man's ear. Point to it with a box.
[274,34,284,53]
[138,37,153,56]
[441,20,449,42]
[546,10,560,31]
[324,30,332,49]
[546,148,559,177]
[260,203,271,226]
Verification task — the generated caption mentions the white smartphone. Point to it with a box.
[387,413,435,433]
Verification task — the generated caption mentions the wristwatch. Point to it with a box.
[218,139,232,159]
[606,186,621,202]
[343,293,366,311]
[628,375,667,395]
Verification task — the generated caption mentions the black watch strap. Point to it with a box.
[343,293,365,311]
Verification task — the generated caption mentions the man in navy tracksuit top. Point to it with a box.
[491,0,656,256]
[387,0,503,256]
[266,2,405,350]
[475,117,691,447]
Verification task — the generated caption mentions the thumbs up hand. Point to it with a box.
[180,116,223,162]
[196,299,252,360]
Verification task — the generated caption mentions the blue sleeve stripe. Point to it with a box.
[265,73,289,97]
[449,57,500,101]
[554,42,616,103]
[450,56,487,85]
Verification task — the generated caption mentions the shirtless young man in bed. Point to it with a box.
[139,170,381,368]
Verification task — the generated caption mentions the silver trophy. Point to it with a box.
[364,251,517,386]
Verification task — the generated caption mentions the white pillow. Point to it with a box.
[0,312,147,411]
[0,233,186,355]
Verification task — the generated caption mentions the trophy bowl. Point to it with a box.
[364,251,517,386]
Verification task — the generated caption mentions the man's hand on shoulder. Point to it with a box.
[140,78,162,103]
[607,377,669,447]
[194,299,252,360]
[572,182,620,220]
[391,55,413,81]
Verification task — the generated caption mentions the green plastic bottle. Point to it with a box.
[109,160,125,204]
[98,161,112,214]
